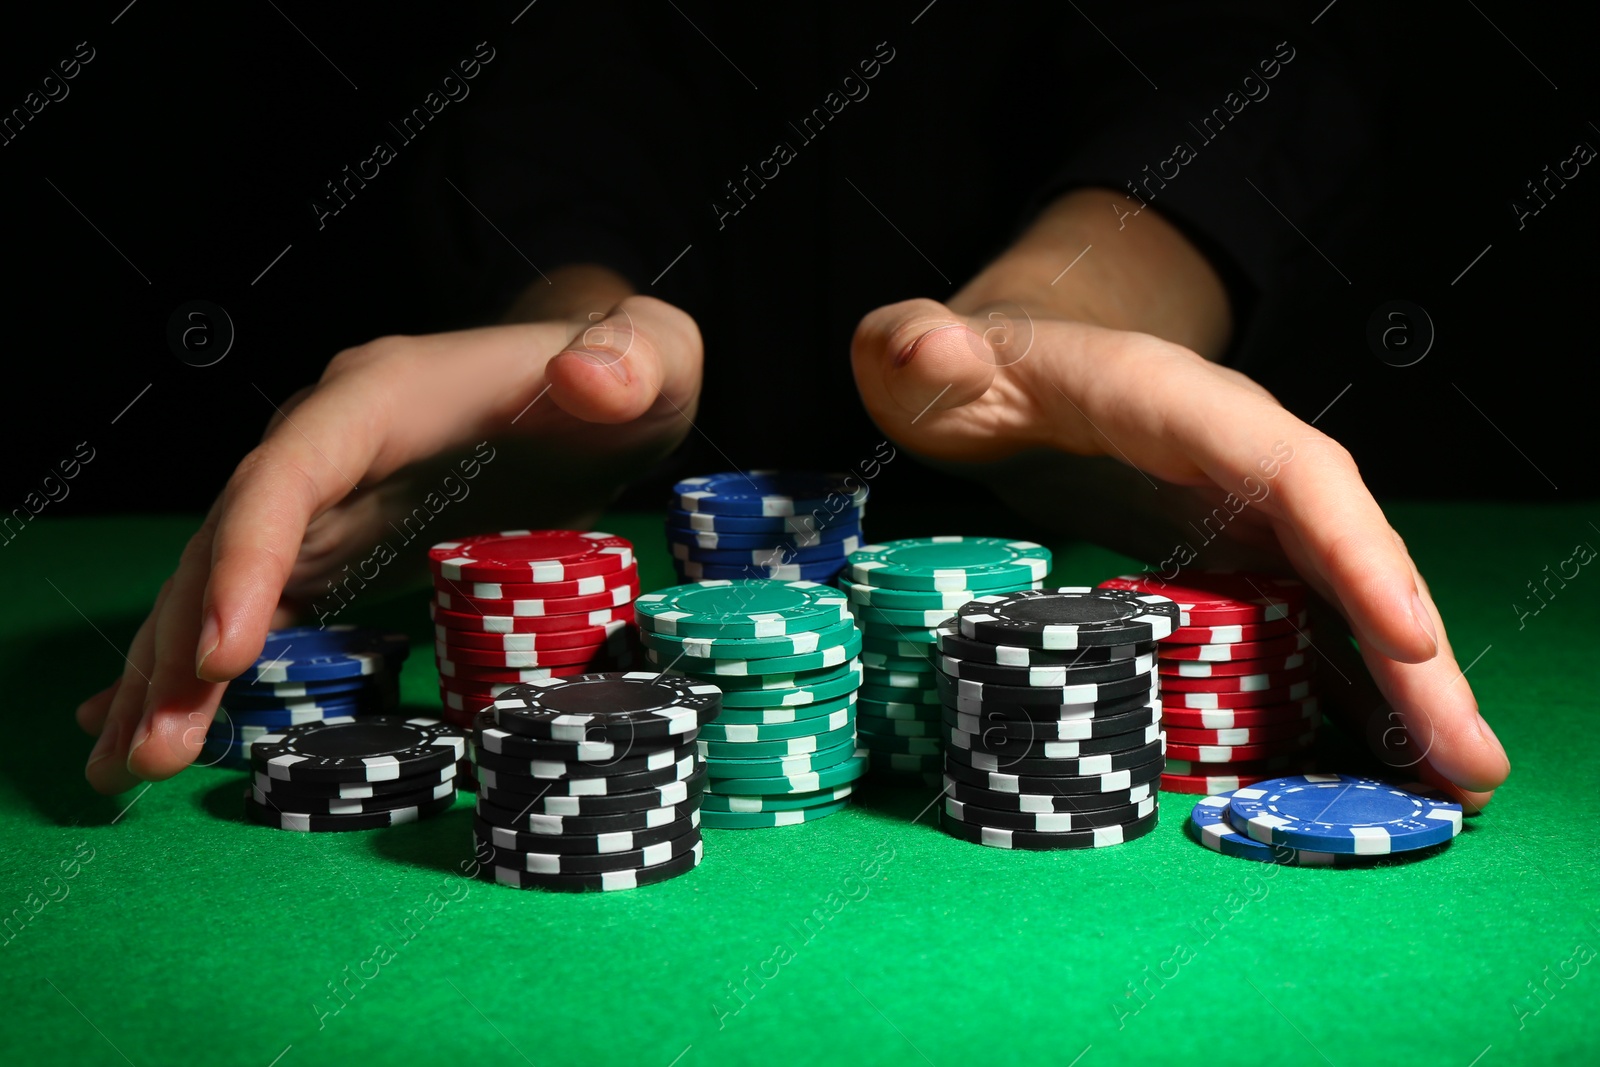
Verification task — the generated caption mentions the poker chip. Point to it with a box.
[674,470,869,516]
[1185,791,1350,864]
[942,776,1155,814]
[1164,682,1314,709]
[434,579,640,617]
[944,722,1163,761]
[957,587,1179,648]
[434,620,630,651]
[861,651,937,671]
[935,625,1152,666]
[853,731,941,756]
[946,687,1158,722]
[1164,717,1315,746]
[701,707,854,742]
[666,519,860,549]
[473,736,699,779]
[938,651,1155,687]
[430,530,634,582]
[635,580,849,639]
[429,602,632,633]
[252,763,457,800]
[643,632,861,675]
[478,825,703,874]
[713,693,858,725]
[486,673,721,742]
[945,704,1160,742]
[1167,611,1309,644]
[1158,631,1314,662]
[242,626,409,684]
[1163,753,1317,777]
[250,716,465,784]
[639,615,857,660]
[1098,572,1307,626]
[480,838,704,892]
[703,737,857,778]
[472,770,707,817]
[698,724,855,760]
[852,604,964,629]
[856,714,938,737]
[670,538,859,565]
[946,794,1156,833]
[841,577,1043,611]
[474,793,697,837]
[946,737,1165,777]
[709,749,868,795]
[433,565,637,601]
[846,537,1051,592]
[1159,769,1301,795]
[935,669,1156,708]
[942,754,1165,796]
[1158,664,1315,693]
[699,785,854,812]
[251,779,455,815]
[1159,652,1309,677]
[1164,732,1315,763]
[699,797,851,828]
[1225,774,1462,855]
[245,790,456,832]
[939,806,1160,850]
[669,503,864,533]
[434,634,631,668]
[679,558,845,582]
[1163,697,1321,730]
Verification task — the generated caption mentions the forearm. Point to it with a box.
[947,187,1234,358]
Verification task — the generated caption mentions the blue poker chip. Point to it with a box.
[676,559,846,582]
[673,471,869,516]
[664,520,861,551]
[1224,773,1463,855]
[671,536,858,566]
[217,701,377,728]
[1186,790,1355,867]
[665,506,864,536]
[243,626,409,684]
[226,673,395,700]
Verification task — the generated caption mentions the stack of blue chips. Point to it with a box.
[201,625,409,770]
[666,471,868,586]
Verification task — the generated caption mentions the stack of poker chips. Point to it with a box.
[1097,572,1320,795]
[245,716,465,831]
[934,587,1178,849]
[428,530,640,730]
[203,625,408,770]
[667,471,867,584]
[1186,773,1461,866]
[470,673,718,891]
[839,537,1050,786]
[636,580,866,826]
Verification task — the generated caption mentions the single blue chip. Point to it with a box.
[665,506,864,536]
[663,521,862,551]
[673,471,869,516]
[1186,790,1354,866]
[245,626,409,684]
[1224,773,1463,855]
[670,537,858,566]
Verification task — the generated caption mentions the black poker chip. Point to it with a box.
[941,775,1157,814]
[478,838,704,891]
[941,686,1156,721]
[956,587,1180,648]
[469,754,701,797]
[474,826,702,875]
[251,763,457,799]
[943,721,1163,760]
[470,810,701,853]
[942,753,1165,795]
[934,625,1157,666]
[939,805,1160,850]
[474,712,700,763]
[475,787,691,834]
[936,650,1155,687]
[469,768,708,815]
[945,737,1165,777]
[243,790,456,831]
[472,739,697,780]
[944,794,1156,832]
[249,717,466,784]
[934,669,1156,707]
[250,780,455,815]
[941,704,1159,741]
[486,672,722,742]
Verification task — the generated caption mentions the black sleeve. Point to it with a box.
[1033,1,1372,327]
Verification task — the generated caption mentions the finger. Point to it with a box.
[85,577,170,793]
[75,679,118,736]
[851,299,998,423]
[544,295,702,424]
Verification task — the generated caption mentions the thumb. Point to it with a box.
[547,295,703,424]
[851,298,997,428]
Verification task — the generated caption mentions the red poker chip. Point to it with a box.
[1163,696,1321,730]
[1163,732,1316,764]
[1159,763,1315,794]
[433,563,638,601]
[434,635,629,668]
[1099,571,1306,626]
[1165,611,1308,645]
[1164,681,1315,709]
[1158,663,1315,694]
[437,664,597,697]
[437,654,631,685]
[435,580,638,618]
[1158,652,1310,678]
[1159,630,1313,662]
[429,602,632,634]
[429,530,634,582]
[1164,716,1316,745]
[432,620,629,651]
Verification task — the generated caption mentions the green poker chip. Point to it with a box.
[640,615,857,661]
[704,736,857,778]
[857,697,941,721]
[714,663,863,708]
[708,749,868,795]
[840,575,1037,610]
[846,537,1052,592]
[859,683,940,704]
[860,666,935,690]
[855,730,941,756]
[853,604,965,629]
[699,797,850,828]
[698,723,855,760]
[635,580,849,639]
[701,708,855,742]
[855,712,937,737]
[863,749,943,775]
[860,650,935,671]
[646,630,862,676]
[712,693,858,726]
[700,784,855,812]
[858,625,940,645]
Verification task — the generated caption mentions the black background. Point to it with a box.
[1,0,1592,523]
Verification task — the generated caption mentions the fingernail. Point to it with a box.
[126,692,156,767]
[894,322,964,368]
[1409,592,1438,654]
[196,609,220,677]
[1476,712,1510,771]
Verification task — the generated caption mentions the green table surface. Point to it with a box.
[3,504,1597,1067]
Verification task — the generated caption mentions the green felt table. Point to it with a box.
[3,504,1597,1067]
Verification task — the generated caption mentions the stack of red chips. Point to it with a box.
[427,531,642,738]
[1098,571,1320,795]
